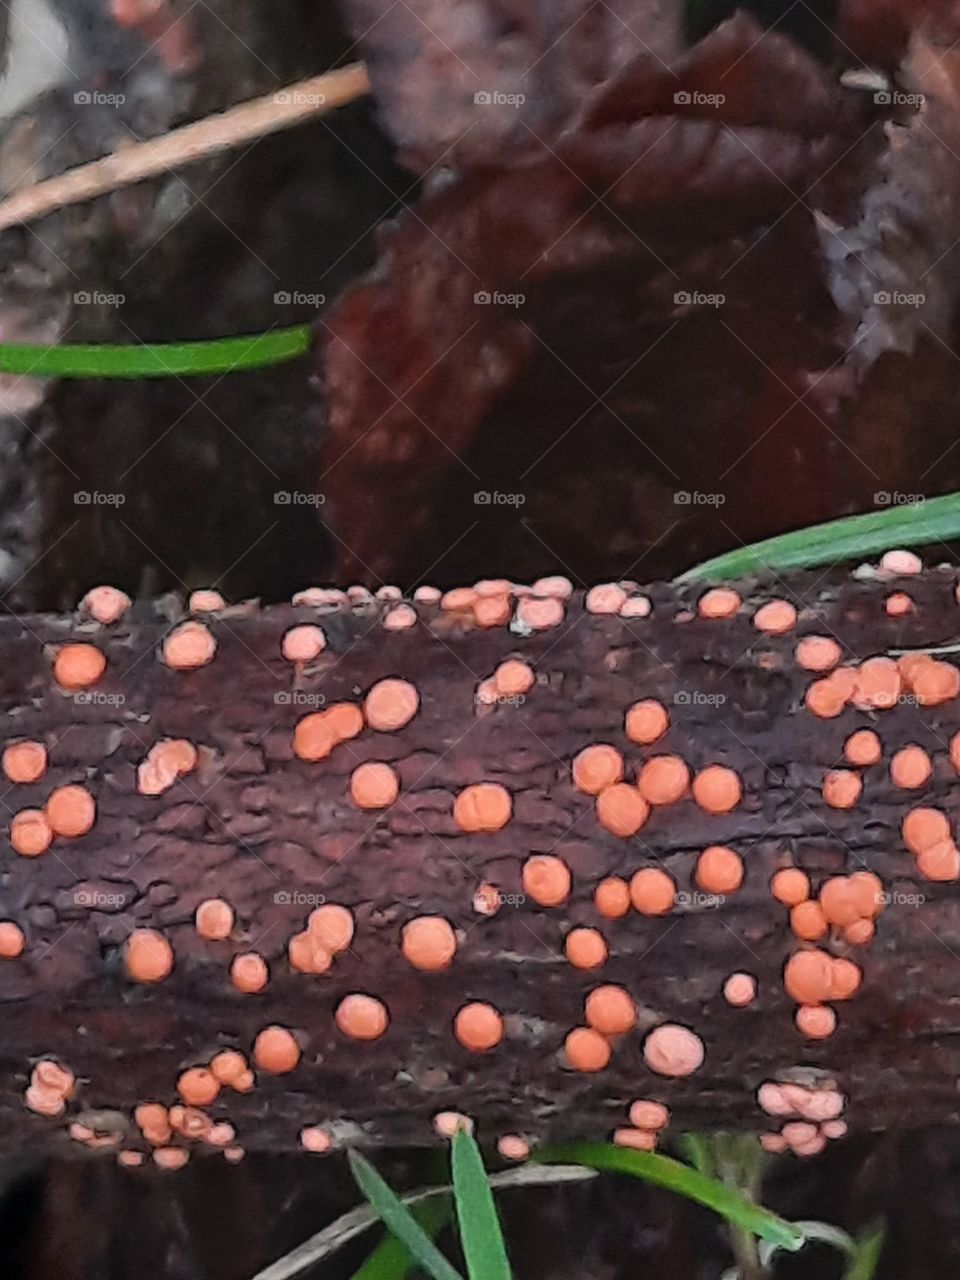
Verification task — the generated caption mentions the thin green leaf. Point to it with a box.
[679,1132,715,1177]
[676,492,960,583]
[0,325,311,379]
[450,1130,512,1280]
[351,1198,451,1280]
[842,1221,886,1280]
[348,1150,465,1280]
[536,1143,804,1253]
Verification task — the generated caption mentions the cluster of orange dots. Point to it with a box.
[758,1081,846,1157]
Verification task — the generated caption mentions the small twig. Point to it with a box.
[0,62,370,232]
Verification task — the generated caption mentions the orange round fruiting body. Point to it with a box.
[497,1135,531,1161]
[692,765,742,814]
[795,1005,836,1040]
[210,1051,248,1086]
[848,871,884,918]
[402,916,457,971]
[572,744,624,795]
[822,770,862,809]
[890,745,933,790]
[912,661,960,706]
[564,1027,612,1073]
[350,761,400,809]
[885,592,914,617]
[596,783,649,836]
[917,840,960,881]
[613,1127,657,1150]
[307,904,355,954]
[843,919,876,946]
[230,952,269,993]
[45,784,96,837]
[643,1024,705,1077]
[282,625,326,662]
[564,927,608,970]
[594,877,631,919]
[630,867,676,916]
[818,877,861,927]
[629,1100,670,1131]
[0,921,25,957]
[189,589,226,612]
[790,900,828,941]
[153,1147,190,1170]
[783,949,833,1003]
[54,643,106,690]
[695,845,743,894]
[851,657,901,710]
[770,867,810,907]
[288,931,333,974]
[11,809,52,857]
[473,883,502,916]
[364,678,419,731]
[454,783,512,832]
[82,585,131,624]
[795,636,842,672]
[902,806,951,855]
[516,597,564,630]
[723,973,757,1006]
[3,741,47,784]
[698,588,740,619]
[336,993,389,1040]
[433,1111,473,1138]
[493,660,535,696]
[586,583,627,615]
[177,1068,220,1107]
[300,1125,332,1153]
[844,729,882,767]
[585,985,636,1035]
[454,1002,504,1052]
[753,600,797,634]
[195,898,234,941]
[637,755,690,805]
[522,855,571,907]
[253,1025,300,1073]
[292,713,336,762]
[880,548,921,575]
[625,700,669,745]
[162,621,216,670]
[829,957,862,1000]
[322,703,365,743]
[124,929,174,983]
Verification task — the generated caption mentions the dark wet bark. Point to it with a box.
[2,569,960,1162]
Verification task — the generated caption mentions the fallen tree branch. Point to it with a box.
[0,63,370,232]
[1,569,959,1167]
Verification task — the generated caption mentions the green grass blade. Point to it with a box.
[676,492,960,583]
[842,1222,886,1280]
[348,1151,465,1280]
[0,325,311,379]
[536,1143,804,1253]
[351,1198,451,1280]
[450,1130,512,1280]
